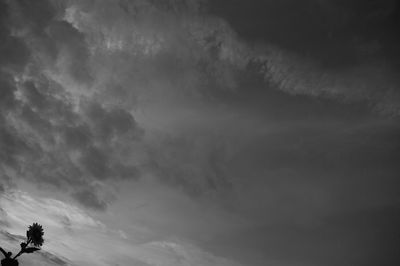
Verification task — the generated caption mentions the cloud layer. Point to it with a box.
[1,1,400,265]
[1,0,400,210]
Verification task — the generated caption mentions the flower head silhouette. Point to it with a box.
[26,223,44,247]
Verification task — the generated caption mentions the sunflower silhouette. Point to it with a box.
[0,223,44,266]
[26,223,44,247]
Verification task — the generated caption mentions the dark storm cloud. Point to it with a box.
[0,0,144,210]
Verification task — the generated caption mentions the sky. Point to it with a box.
[0,0,400,265]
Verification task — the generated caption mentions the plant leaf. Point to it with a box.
[24,247,40,253]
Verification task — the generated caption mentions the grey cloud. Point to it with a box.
[46,20,92,83]
[59,215,73,232]
[83,101,143,143]
[79,146,110,180]
[0,209,8,227]
[207,206,400,266]
[62,124,92,150]
[6,0,91,84]
[0,230,24,243]
[72,187,108,211]
[0,73,18,111]
[0,123,35,171]
[0,0,145,210]
[7,0,59,32]
[203,1,400,115]
[257,48,400,116]
[112,163,140,180]
[1,0,399,216]
[0,174,15,193]
[227,121,400,218]
[82,0,400,116]
[0,197,9,227]
[50,0,400,204]
[0,1,30,74]
[187,17,400,116]
[146,133,232,196]
[37,251,69,266]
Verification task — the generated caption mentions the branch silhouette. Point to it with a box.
[1,223,44,266]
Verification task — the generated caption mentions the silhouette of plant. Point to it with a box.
[0,223,44,266]
[25,223,44,247]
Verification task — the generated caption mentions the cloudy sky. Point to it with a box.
[1,0,400,265]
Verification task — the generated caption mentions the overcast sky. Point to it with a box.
[1,0,400,265]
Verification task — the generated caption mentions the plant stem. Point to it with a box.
[13,238,31,260]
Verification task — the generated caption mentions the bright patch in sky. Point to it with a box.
[0,190,242,266]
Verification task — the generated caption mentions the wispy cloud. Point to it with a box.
[1,190,243,266]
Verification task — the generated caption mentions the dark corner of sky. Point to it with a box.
[208,0,400,69]
[204,1,400,265]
